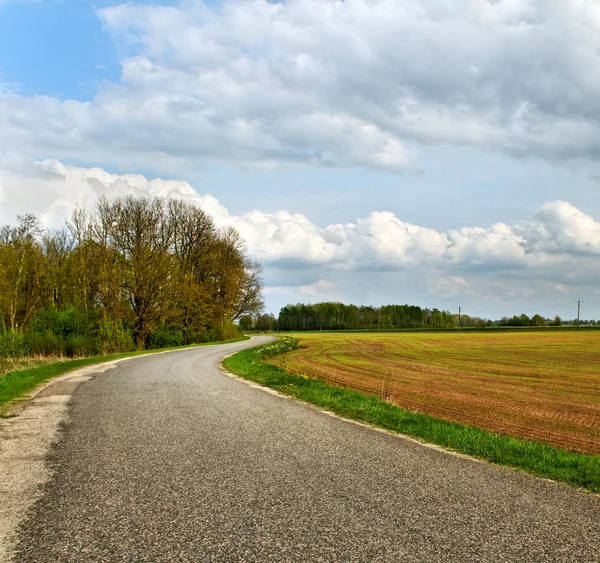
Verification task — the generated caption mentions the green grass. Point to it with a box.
[0,336,249,413]
[223,343,600,494]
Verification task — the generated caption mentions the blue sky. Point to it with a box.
[2,0,600,320]
[0,0,119,99]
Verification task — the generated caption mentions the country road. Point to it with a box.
[7,336,600,562]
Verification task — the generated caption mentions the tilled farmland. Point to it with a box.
[267,331,600,455]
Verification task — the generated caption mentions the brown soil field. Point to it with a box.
[267,331,600,455]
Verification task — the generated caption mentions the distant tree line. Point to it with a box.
[275,302,455,331]
[496,314,559,327]
[239,313,278,332]
[0,196,263,360]
[239,303,595,333]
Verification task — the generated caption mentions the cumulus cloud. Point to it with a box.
[522,201,600,256]
[3,157,600,316]
[2,0,600,172]
[2,158,600,277]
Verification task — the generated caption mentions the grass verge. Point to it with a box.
[223,342,600,494]
[0,336,249,413]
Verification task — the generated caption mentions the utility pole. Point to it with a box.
[458,306,461,330]
[577,300,582,330]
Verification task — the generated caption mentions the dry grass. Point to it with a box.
[0,355,68,378]
[268,332,600,455]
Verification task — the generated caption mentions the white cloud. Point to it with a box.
[3,158,600,276]
[3,158,600,317]
[2,0,600,173]
[522,201,600,256]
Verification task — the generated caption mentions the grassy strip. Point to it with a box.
[0,336,249,412]
[223,344,600,494]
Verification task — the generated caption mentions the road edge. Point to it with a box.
[0,340,249,562]
[219,352,600,499]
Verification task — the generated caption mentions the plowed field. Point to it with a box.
[267,332,600,455]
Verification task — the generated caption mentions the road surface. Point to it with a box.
[12,337,600,562]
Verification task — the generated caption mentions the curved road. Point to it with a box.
[13,337,600,562]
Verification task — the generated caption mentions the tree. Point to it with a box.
[0,215,43,330]
[232,259,264,321]
[99,196,175,348]
[256,313,277,331]
[167,199,219,341]
[41,228,74,311]
[0,196,264,358]
[238,315,255,332]
[209,227,263,325]
[531,314,545,327]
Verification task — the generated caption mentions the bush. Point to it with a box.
[26,307,101,357]
[28,307,88,340]
[65,334,96,357]
[0,328,28,358]
[205,323,242,343]
[147,327,185,349]
[26,329,63,356]
[97,320,135,355]
[258,336,299,358]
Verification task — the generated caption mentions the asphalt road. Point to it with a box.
[14,337,600,562]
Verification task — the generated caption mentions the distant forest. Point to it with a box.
[240,303,580,332]
[0,196,263,360]
[270,302,455,332]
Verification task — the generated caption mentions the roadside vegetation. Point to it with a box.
[0,196,264,375]
[223,336,600,494]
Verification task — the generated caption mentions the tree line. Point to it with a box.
[0,196,263,359]
[241,304,587,333]
[275,302,455,331]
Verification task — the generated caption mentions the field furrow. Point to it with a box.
[268,332,600,454]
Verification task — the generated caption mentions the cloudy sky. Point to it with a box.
[2,0,600,320]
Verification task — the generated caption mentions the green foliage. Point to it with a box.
[97,319,136,355]
[0,196,264,360]
[0,327,28,358]
[26,329,62,356]
[147,327,185,349]
[278,302,455,331]
[238,315,254,331]
[258,336,299,357]
[65,334,96,357]
[23,307,101,357]
[206,323,242,342]
[223,343,600,494]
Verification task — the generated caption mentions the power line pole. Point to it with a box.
[577,300,582,330]
[458,306,461,330]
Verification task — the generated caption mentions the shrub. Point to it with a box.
[147,327,185,349]
[0,328,28,358]
[258,336,299,358]
[205,323,242,343]
[65,334,96,357]
[97,320,135,355]
[26,330,63,356]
